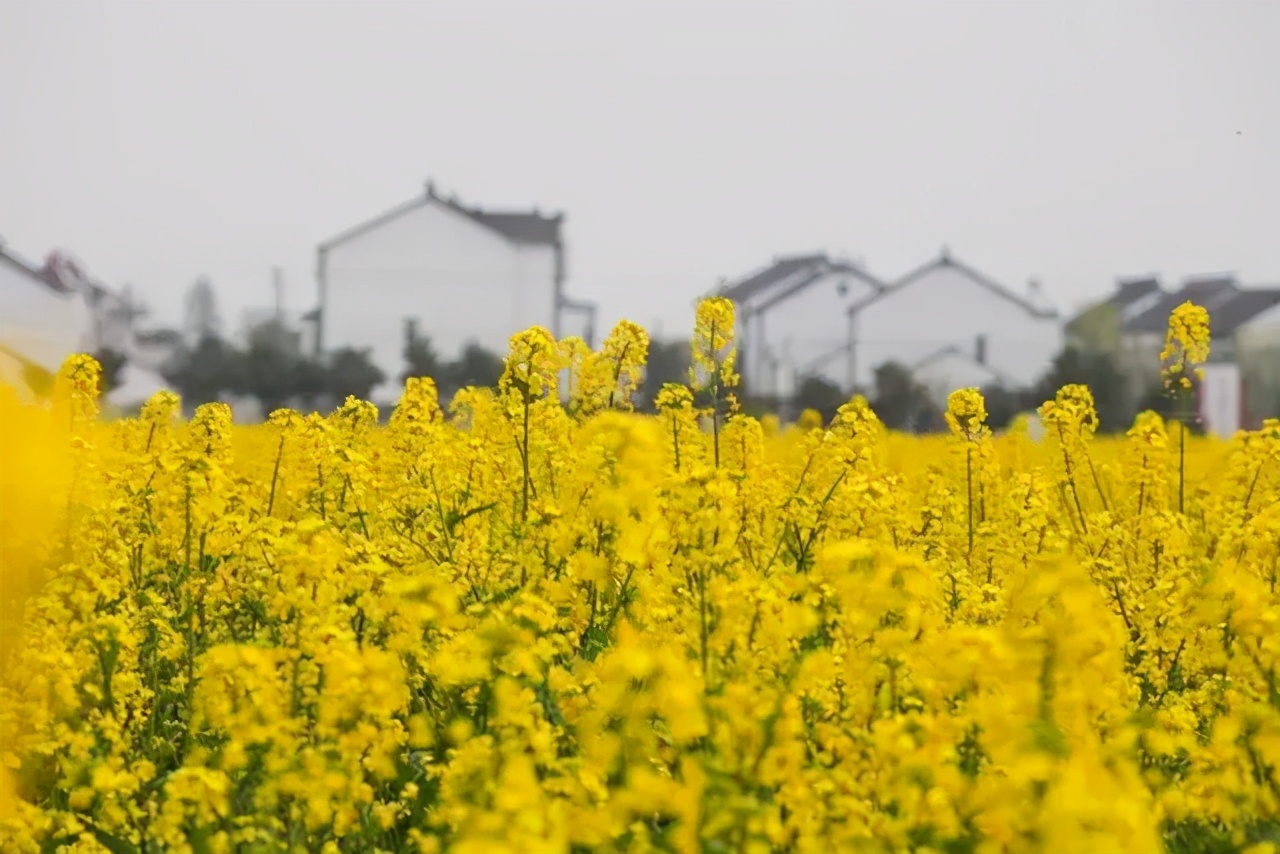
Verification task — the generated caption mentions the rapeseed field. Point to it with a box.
[1,299,1277,853]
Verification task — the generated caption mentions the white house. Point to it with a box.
[0,241,169,407]
[0,244,95,393]
[717,248,1061,401]
[1101,274,1280,427]
[716,253,884,398]
[1236,299,1280,424]
[316,182,596,403]
[847,249,1061,392]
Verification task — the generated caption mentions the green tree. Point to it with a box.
[1064,301,1121,355]
[981,384,1034,432]
[403,332,441,385]
[871,362,942,433]
[163,335,244,407]
[182,277,222,342]
[640,338,692,411]
[1135,382,1204,436]
[441,343,504,395]
[1034,346,1131,432]
[291,358,328,410]
[326,347,386,402]
[792,375,846,424]
[238,319,303,414]
[241,342,297,415]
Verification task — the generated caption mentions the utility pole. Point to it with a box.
[273,267,285,320]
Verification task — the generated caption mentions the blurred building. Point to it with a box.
[0,240,168,407]
[0,243,95,392]
[130,328,185,374]
[716,252,883,399]
[315,181,597,403]
[912,344,1013,411]
[1073,273,1280,430]
[717,247,1061,401]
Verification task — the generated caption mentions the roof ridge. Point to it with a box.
[717,253,830,303]
[319,186,564,252]
[725,251,826,282]
[318,195,429,251]
[848,251,1056,320]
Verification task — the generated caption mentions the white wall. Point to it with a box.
[1237,303,1280,424]
[322,200,559,402]
[851,264,1061,391]
[742,271,878,397]
[1238,301,1280,345]
[1199,362,1242,437]
[0,258,94,374]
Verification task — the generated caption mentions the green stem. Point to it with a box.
[521,384,531,522]
[698,569,710,684]
[709,318,721,469]
[183,481,192,573]
[966,444,974,561]
[266,434,284,517]
[1179,418,1186,515]
[1055,425,1089,535]
[671,416,681,472]
[1084,448,1109,512]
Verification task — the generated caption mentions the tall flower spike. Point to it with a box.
[391,376,443,430]
[332,395,380,434]
[141,390,181,426]
[1160,301,1211,390]
[654,383,694,413]
[1038,384,1099,441]
[599,320,650,410]
[54,353,102,425]
[945,388,989,441]
[691,297,738,391]
[501,326,563,400]
[1160,301,1210,513]
[558,336,596,411]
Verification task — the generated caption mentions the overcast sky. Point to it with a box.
[2,1,1277,339]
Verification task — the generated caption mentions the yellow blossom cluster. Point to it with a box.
[1,306,1278,854]
[1161,301,1212,390]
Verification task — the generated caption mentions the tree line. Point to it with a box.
[88,277,1191,430]
[788,345,1197,434]
[119,328,1187,432]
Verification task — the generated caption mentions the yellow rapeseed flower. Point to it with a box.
[0,303,1276,854]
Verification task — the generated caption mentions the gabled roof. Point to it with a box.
[0,245,90,295]
[848,249,1058,319]
[319,183,564,252]
[1239,296,1280,331]
[1180,274,1240,308]
[1120,274,1280,335]
[717,253,883,309]
[1068,276,1164,328]
[718,253,828,303]
[1208,288,1280,335]
[0,245,40,280]
[465,210,562,245]
[1113,276,1164,308]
